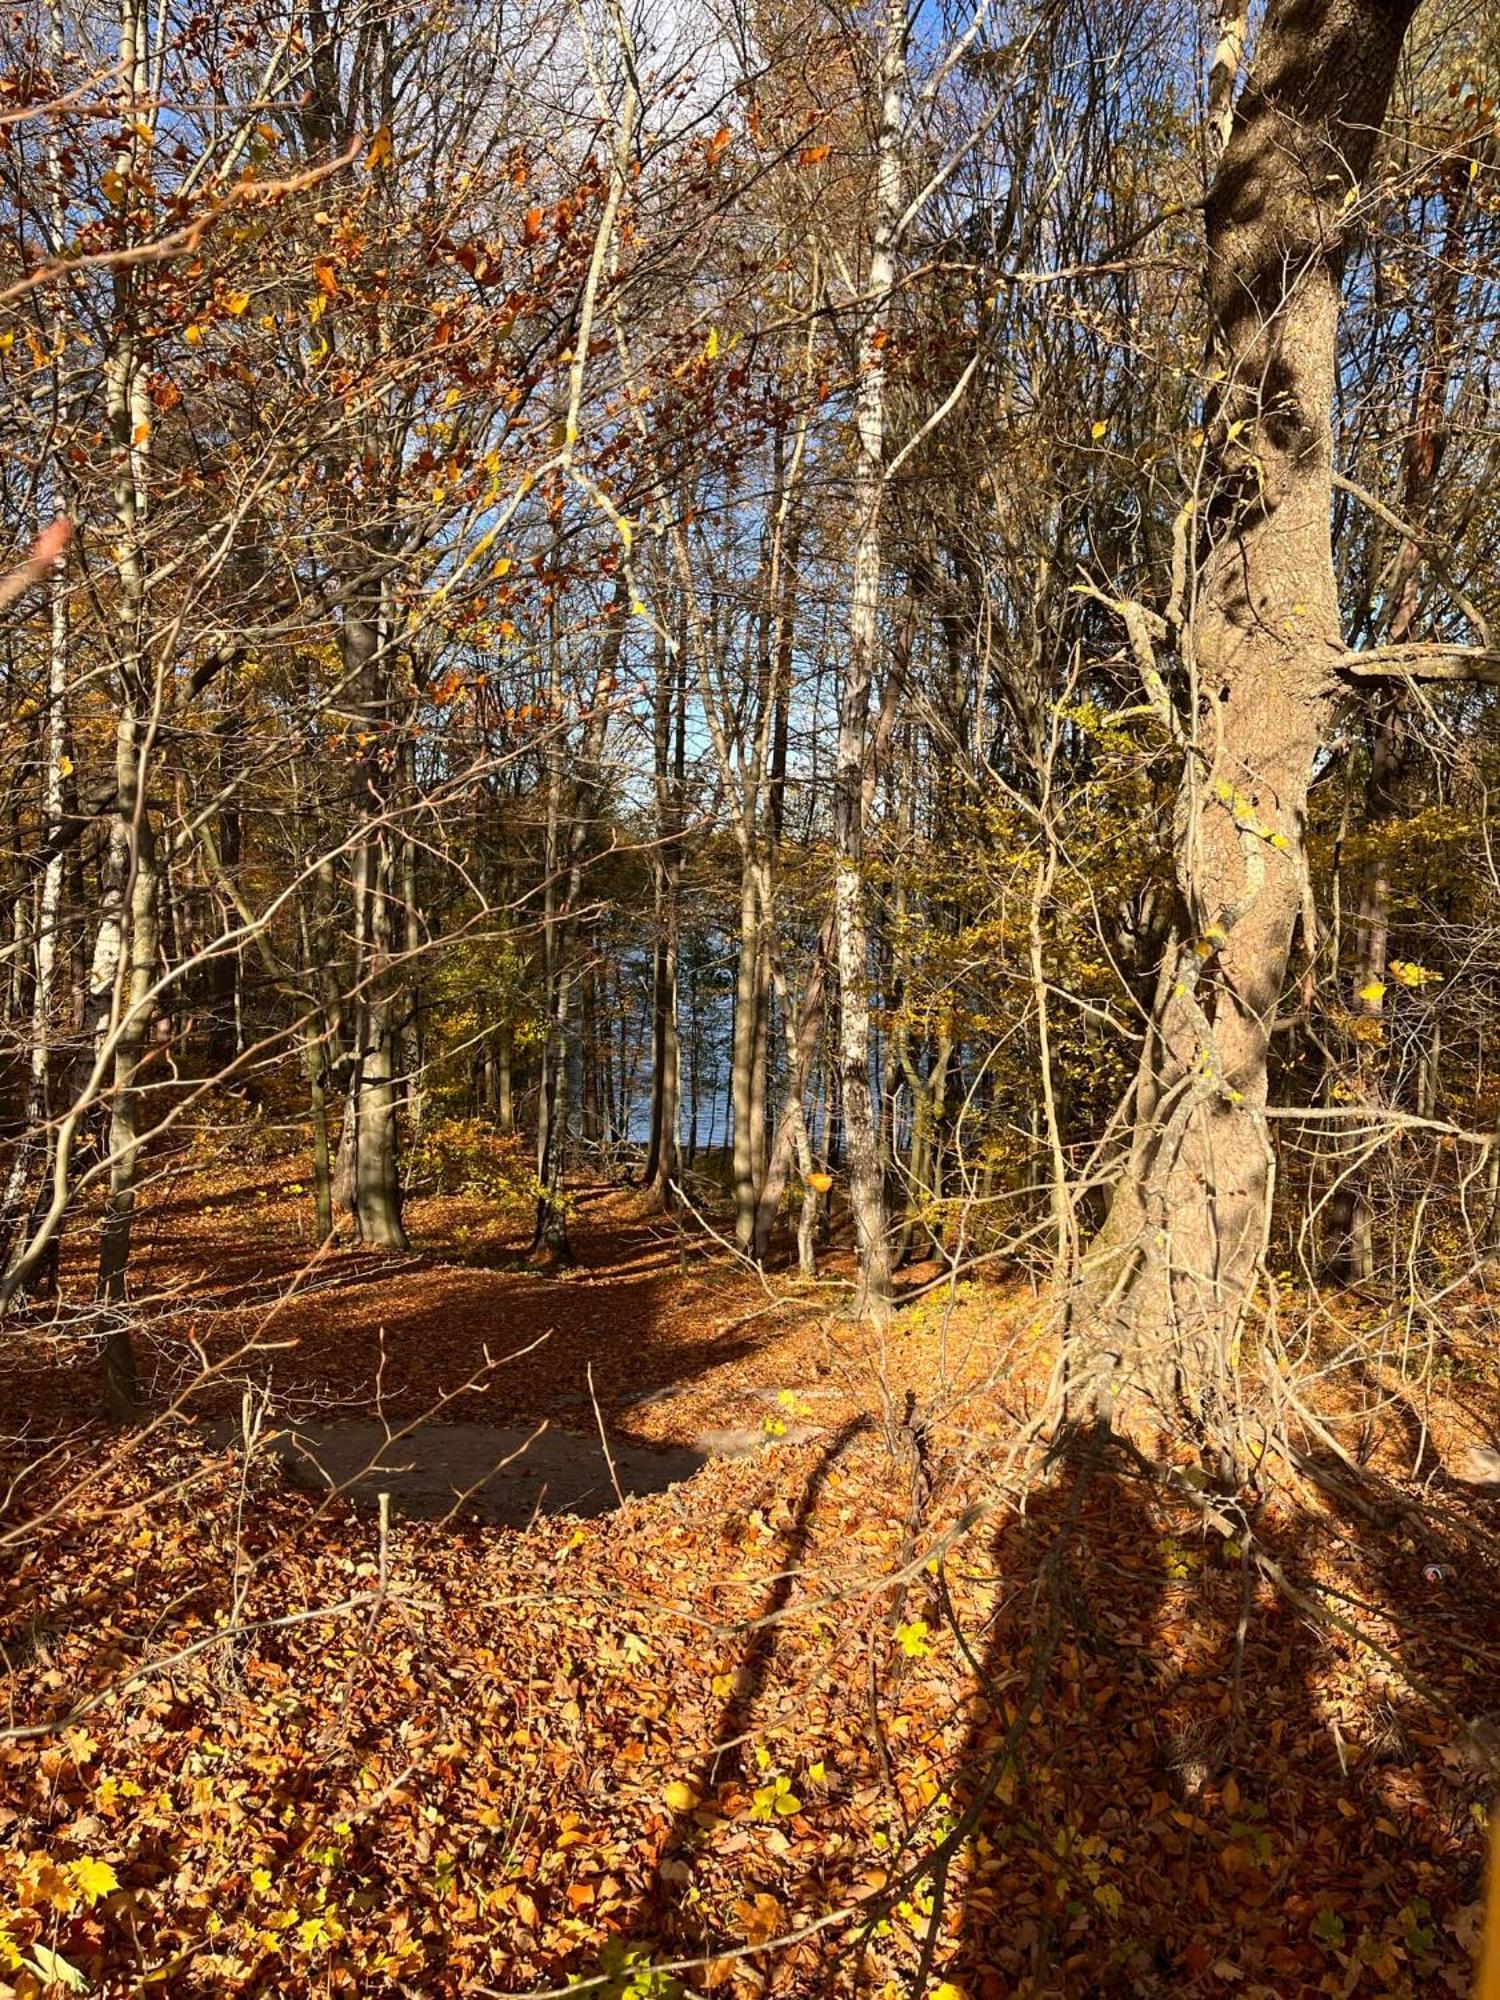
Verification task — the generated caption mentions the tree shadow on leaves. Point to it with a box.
[631,1416,870,1970]
[941,1435,1499,1998]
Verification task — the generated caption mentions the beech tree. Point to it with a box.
[1076,0,1471,1438]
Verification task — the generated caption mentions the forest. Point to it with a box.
[2,0,1500,1990]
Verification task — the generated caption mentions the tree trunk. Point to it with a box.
[1323,159,1474,1281]
[0,520,70,1294]
[532,580,625,1260]
[90,7,156,1413]
[752,912,834,1270]
[730,866,763,1246]
[1077,0,1420,1429]
[204,704,243,1075]
[496,1019,515,1135]
[339,585,409,1251]
[834,0,905,1326]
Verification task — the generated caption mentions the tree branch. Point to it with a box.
[1342,643,1500,687]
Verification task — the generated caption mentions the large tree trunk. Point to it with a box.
[1077,0,1419,1429]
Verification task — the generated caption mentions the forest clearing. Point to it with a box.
[3,0,1500,1990]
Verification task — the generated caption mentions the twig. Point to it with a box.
[586,1360,626,1510]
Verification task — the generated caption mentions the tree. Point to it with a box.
[1077,0,1425,1435]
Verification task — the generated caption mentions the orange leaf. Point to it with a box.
[799,143,830,166]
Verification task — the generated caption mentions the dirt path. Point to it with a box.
[119,1175,871,1453]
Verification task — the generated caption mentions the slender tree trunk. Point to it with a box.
[0,53,71,1276]
[399,779,426,1137]
[1324,161,1473,1281]
[752,913,834,1269]
[533,581,625,1259]
[91,3,156,1413]
[337,583,409,1251]
[580,964,602,1144]
[834,0,904,1325]
[204,704,243,1074]
[730,866,763,1246]
[496,1019,515,1135]
[97,789,159,1307]
[0,529,70,1289]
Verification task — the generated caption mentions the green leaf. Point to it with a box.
[26,1944,90,1991]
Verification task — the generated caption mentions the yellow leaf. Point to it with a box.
[663,1781,699,1811]
[492,556,512,577]
[57,753,73,778]
[365,124,393,171]
[69,1857,118,1902]
[704,327,720,361]
[183,324,203,345]
[1390,959,1436,987]
[226,290,250,316]
[1357,980,1386,1006]
[1090,419,1108,439]
[896,1619,933,1659]
[933,1983,969,2000]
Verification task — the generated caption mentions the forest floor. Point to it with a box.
[3,1156,1500,1997]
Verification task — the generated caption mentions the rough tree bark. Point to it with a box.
[333,577,410,1251]
[1078,0,1420,1429]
